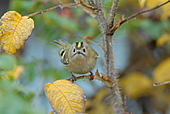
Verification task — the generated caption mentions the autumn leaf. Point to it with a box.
[119,72,152,99]
[156,34,170,47]
[153,58,170,83]
[161,1,170,20]
[138,0,147,8]
[44,80,86,114]
[3,65,24,79]
[0,11,34,54]
[139,0,167,9]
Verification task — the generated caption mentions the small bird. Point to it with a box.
[52,39,98,75]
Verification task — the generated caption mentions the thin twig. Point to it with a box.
[153,80,170,86]
[120,0,170,25]
[80,0,97,10]
[108,0,120,27]
[26,3,78,17]
[32,57,45,105]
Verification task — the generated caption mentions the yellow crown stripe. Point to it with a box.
[77,42,81,48]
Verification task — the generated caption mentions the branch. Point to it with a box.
[26,3,78,17]
[80,0,96,10]
[74,0,98,17]
[95,0,108,51]
[95,0,102,11]
[120,0,170,25]
[67,70,116,88]
[108,15,124,34]
[95,1,125,113]
[108,0,120,27]
[107,0,170,34]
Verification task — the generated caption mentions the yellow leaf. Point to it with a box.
[0,11,34,54]
[138,0,147,8]
[156,34,170,47]
[153,58,170,83]
[161,2,170,20]
[146,0,166,9]
[119,72,152,99]
[45,80,86,114]
[3,65,24,79]
[139,0,166,9]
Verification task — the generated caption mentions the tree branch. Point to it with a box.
[95,0,102,10]
[94,1,125,113]
[108,0,120,28]
[67,70,116,88]
[120,0,170,25]
[107,0,170,34]
[108,15,124,34]
[26,3,78,17]
[79,0,97,10]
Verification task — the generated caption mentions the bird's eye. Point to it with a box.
[83,48,86,53]
[73,48,76,53]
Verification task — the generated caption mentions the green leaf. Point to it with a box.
[0,79,45,114]
[0,54,16,70]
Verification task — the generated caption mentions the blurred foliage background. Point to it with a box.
[1,0,170,114]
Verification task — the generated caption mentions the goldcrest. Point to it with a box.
[52,39,98,74]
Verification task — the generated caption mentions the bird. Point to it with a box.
[52,39,98,75]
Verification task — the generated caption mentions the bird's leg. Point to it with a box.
[70,72,77,82]
[89,71,94,80]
